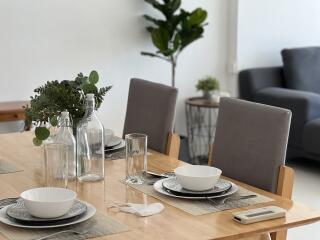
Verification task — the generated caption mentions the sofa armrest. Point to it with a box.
[239,67,284,100]
[254,87,320,147]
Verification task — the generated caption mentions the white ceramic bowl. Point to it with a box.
[174,165,222,191]
[20,187,76,218]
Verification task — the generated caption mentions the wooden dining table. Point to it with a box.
[0,132,320,240]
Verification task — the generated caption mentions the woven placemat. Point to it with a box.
[0,159,22,174]
[0,211,129,240]
[123,179,274,216]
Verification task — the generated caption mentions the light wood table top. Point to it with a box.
[0,101,29,122]
[0,132,319,240]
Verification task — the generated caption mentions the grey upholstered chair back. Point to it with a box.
[211,98,291,193]
[123,78,178,154]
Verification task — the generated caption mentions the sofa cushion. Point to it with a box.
[303,118,320,155]
[281,47,320,94]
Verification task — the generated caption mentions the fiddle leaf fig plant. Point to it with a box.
[24,70,111,146]
[141,0,208,87]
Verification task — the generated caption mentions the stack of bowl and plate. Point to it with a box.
[104,129,125,154]
[0,188,96,229]
[153,165,238,200]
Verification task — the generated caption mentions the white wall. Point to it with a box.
[0,0,230,136]
[237,0,320,70]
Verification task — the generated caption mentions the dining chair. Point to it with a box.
[123,78,180,158]
[209,97,294,240]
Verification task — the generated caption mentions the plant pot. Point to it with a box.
[203,91,213,100]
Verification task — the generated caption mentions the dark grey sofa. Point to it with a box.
[239,47,320,161]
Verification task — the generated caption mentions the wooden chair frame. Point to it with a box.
[209,144,295,240]
[166,132,180,158]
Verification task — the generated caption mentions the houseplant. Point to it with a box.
[24,70,111,146]
[196,76,219,100]
[141,0,208,87]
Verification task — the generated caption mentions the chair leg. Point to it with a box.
[270,230,287,240]
[270,165,294,240]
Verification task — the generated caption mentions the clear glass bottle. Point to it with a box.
[54,111,76,189]
[77,93,105,182]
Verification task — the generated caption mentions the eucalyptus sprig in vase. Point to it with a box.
[24,70,111,145]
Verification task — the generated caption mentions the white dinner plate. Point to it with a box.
[105,136,122,148]
[153,178,238,199]
[0,201,96,229]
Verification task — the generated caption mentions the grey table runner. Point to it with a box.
[0,212,129,240]
[0,159,22,174]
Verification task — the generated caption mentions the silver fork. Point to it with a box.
[207,194,257,205]
[33,229,89,240]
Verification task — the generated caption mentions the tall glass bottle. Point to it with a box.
[77,93,105,182]
[54,111,76,189]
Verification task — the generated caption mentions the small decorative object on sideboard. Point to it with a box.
[196,76,220,100]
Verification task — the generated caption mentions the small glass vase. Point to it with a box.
[54,111,77,190]
[76,94,105,182]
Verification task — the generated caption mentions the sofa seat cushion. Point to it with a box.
[281,47,320,94]
[303,118,320,155]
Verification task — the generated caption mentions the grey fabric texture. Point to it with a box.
[254,87,320,148]
[239,67,284,100]
[211,98,292,193]
[281,47,320,94]
[303,118,320,155]
[123,78,178,154]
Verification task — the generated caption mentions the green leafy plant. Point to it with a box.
[141,0,208,87]
[24,70,111,146]
[196,76,219,92]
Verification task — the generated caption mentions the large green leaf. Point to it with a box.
[143,15,165,27]
[186,8,207,28]
[169,0,181,13]
[173,33,181,51]
[89,70,99,84]
[180,27,204,50]
[35,127,50,141]
[151,27,170,52]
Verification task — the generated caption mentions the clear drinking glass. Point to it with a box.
[125,133,147,184]
[44,143,68,188]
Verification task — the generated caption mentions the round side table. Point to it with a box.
[185,97,219,165]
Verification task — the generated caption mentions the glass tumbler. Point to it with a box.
[125,133,147,184]
[44,143,68,188]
